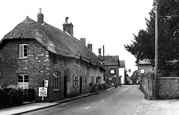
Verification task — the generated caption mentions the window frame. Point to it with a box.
[18,44,28,59]
[53,72,60,91]
[17,74,29,89]
[73,75,78,87]
[83,76,87,87]
[110,68,116,75]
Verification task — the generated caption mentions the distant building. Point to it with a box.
[137,59,153,74]
[102,55,120,87]
[0,9,104,102]
[119,60,125,84]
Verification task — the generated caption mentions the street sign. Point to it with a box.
[39,87,47,97]
[44,80,48,87]
[141,69,145,74]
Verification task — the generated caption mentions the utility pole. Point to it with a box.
[103,45,105,82]
[154,0,158,99]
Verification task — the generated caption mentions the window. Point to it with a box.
[19,44,28,58]
[18,74,29,89]
[54,72,60,91]
[83,76,87,87]
[73,75,78,87]
[110,68,116,75]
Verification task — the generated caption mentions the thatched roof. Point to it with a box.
[104,55,120,66]
[1,16,102,67]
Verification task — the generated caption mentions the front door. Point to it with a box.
[64,75,67,98]
[80,76,83,94]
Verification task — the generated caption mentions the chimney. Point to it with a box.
[37,8,44,24]
[98,48,101,56]
[63,17,73,36]
[87,43,92,51]
[80,38,86,46]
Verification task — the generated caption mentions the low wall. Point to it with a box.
[140,72,179,99]
[140,72,154,99]
[158,77,179,99]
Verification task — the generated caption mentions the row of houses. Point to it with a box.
[0,9,124,102]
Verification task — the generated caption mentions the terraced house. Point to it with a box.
[0,9,104,102]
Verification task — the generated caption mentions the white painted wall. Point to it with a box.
[119,68,125,84]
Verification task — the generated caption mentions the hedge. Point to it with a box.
[0,88,35,108]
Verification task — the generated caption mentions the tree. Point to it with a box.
[130,70,140,84]
[124,0,179,76]
[124,69,130,84]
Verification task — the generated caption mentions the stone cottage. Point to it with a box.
[0,9,104,102]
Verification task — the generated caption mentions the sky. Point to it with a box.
[0,0,153,75]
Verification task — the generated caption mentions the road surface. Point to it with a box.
[22,85,143,115]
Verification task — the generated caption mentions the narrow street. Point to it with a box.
[22,85,143,115]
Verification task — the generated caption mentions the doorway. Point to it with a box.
[80,76,83,94]
[64,75,67,98]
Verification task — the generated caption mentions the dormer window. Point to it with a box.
[19,44,28,58]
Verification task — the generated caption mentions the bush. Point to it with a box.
[23,88,35,102]
[8,88,23,106]
[0,88,23,107]
[0,89,9,107]
[0,87,36,108]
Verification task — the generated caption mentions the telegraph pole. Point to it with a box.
[154,0,158,99]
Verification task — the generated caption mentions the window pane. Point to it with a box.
[18,74,29,89]
[19,45,23,58]
[19,44,28,58]
[24,75,28,82]
[54,72,60,91]
[18,75,23,82]
[24,45,28,56]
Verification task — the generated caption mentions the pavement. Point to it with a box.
[0,88,114,115]
[133,99,179,115]
[1,87,179,115]
[0,93,94,115]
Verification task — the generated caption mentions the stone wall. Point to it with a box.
[0,39,104,101]
[140,72,154,99]
[158,77,179,99]
[140,72,179,99]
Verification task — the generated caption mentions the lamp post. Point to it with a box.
[154,0,158,99]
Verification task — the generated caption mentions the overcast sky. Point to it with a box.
[0,0,153,75]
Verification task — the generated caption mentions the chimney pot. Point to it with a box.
[37,8,44,24]
[98,48,101,56]
[80,38,86,46]
[63,17,73,36]
[87,43,92,51]
[65,17,69,23]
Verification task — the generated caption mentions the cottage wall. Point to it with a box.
[0,39,104,101]
[64,58,103,97]
[0,39,51,100]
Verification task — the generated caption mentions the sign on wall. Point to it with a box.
[39,87,47,97]
[141,69,145,74]
[44,80,48,87]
